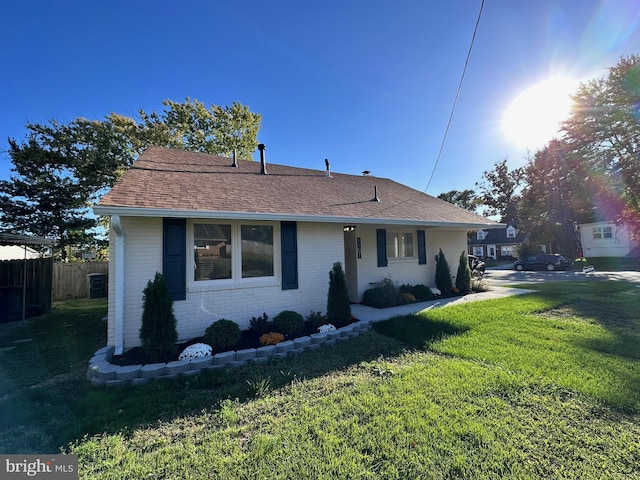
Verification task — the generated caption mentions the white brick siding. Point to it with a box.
[108,218,344,350]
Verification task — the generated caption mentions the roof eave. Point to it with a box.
[94,205,502,229]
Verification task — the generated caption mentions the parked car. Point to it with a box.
[513,254,572,271]
[468,254,485,277]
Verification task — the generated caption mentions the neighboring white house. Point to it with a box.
[0,245,40,261]
[579,221,639,258]
[94,146,500,354]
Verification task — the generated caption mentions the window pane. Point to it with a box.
[401,233,414,257]
[593,227,602,239]
[603,227,612,239]
[241,225,274,278]
[194,224,232,280]
[386,233,398,258]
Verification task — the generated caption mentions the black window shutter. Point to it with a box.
[281,221,298,290]
[417,229,427,265]
[376,228,387,267]
[163,218,186,301]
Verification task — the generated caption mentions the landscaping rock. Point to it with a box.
[140,363,166,378]
[293,336,311,349]
[115,365,141,381]
[310,332,328,345]
[235,348,257,361]
[276,340,295,354]
[213,351,236,365]
[256,345,277,358]
[165,359,190,375]
[189,356,213,370]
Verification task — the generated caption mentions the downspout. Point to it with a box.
[111,215,125,355]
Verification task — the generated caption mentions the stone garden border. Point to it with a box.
[87,320,372,387]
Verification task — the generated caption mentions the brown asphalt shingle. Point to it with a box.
[97,146,497,226]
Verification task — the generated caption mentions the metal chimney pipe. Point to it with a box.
[258,144,267,175]
[373,185,380,202]
[232,148,238,167]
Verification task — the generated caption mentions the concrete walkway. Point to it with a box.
[351,286,536,323]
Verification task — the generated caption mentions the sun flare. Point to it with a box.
[502,77,578,150]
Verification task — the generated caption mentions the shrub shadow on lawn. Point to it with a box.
[372,315,468,349]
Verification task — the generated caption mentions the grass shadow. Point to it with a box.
[372,315,469,349]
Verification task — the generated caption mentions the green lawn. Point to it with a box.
[1,282,639,479]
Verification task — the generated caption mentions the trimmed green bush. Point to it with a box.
[412,284,434,302]
[362,278,399,308]
[435,249,453,294]
[326,262,351,327]
[139,272,178,363]
[204,319,242,351]
[455,251,473,294]
[273,310,304,336]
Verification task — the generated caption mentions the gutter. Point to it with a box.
[111,215,125,355]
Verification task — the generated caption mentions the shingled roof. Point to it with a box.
[95,146,499,228]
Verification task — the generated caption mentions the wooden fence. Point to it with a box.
[0,257,53,322]
[52,262,109,301]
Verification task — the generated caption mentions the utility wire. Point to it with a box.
[424,0,485,193]
[362,0,485,219]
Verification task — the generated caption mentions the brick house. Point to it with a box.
[95,146,499,354]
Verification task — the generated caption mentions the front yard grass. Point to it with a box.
[1,281,639,478]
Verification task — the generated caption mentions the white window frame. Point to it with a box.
[603,226,613,239]
[473,246,483,257]
[188,220,280,292]
[593,227,602,239]
[386,230,416,261]
[506,226,516,238]
[477,230,486,240]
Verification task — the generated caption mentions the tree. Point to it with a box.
[561,55,640,238]
[475,159,524,222]
[518,140,594,258]
[455,251,472,294]
[437,189,482,212]
[326,262,351,327]
[0,134,96,257]
[0,98,262,251]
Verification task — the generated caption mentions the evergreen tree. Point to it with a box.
[139,272,178,362]
[455,251,472,294]
[435,249,453,294]
[326,262,351,327]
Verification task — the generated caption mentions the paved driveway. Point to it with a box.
[483,267,640,287]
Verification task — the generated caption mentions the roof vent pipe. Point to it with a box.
[232,148,238,167]
[372,185,380,202]
[258,143,267,175]
[325,158,332,177]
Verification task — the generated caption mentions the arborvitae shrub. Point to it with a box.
[326,262,351,327]
[273,310,305,336]
[204,319,242,351]
[435,249,453,294]
[139,272,178,362]
[249,313,271,336]
[455,251,473,294]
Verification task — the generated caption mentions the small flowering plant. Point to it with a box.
[318,323,336,333]
[259,332,285,346]
[179,343,212,360]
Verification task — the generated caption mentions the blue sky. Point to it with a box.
[1,0,639,197]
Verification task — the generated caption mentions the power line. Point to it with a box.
[424,0,485,193]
